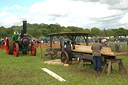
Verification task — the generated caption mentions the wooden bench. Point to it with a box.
[102,59,127,75]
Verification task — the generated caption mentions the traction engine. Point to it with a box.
[6,21,36,57]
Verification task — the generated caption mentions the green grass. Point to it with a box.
[0,49,128,85]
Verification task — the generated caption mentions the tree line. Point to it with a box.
[0,23,128,38]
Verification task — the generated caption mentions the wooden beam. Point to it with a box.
[50,37,53,49]
[60,36,64,52]
[41,68,66,82]
[82,36,86,46]
[67,35,72,40]
[86,34,89,46]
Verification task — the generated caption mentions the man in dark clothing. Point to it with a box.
[91,39,102,73]
[99,38,102,44]
[64,41,73,64]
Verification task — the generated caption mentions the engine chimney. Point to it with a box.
[23,21,27,37]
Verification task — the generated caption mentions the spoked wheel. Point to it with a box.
[6,37,14,55]
[61,51,69,64]
[14,43,19,57]
[31,42,36,56]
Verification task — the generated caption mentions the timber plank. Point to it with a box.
[72,45,127,56]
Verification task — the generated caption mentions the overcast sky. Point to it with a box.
[0,0,128,29]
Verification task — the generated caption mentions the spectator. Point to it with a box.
[99,38,102,44]
[75,39,80,45]
[92,36,97,43]
[104,41,110,47]
[115,39,120,52]
[101,38,105,46]
[91,39,102,73]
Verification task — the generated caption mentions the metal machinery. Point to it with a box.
[6,21,36,57]
[46,33,92,63]
[45,32,118,64]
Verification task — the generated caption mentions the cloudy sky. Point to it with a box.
[0,0,128,29]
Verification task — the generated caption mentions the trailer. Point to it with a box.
[45,32,126,64]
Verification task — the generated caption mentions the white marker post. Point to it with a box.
[41,68,66,82]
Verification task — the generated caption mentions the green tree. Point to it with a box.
[67,26,84,32]
[116,28,127,36]
[91,27,100,37]
[27,28,42,38]
[0,26,8,38]
[84,28,90,33]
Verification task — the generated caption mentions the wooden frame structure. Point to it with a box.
[48,32,90,50]
[46,32,125,64]
[46,32,90,62]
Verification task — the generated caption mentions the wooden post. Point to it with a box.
[79,59,84,67]
[50,37,53,49]
[102,64,107,74]
[120,59,127,73]
[102,59,127,75]
[86,34,89,46]
[40,41,43,59]
[61,36,64,52]
[83,36,86,46]
[72,36,75,49]
[107,60,111,76]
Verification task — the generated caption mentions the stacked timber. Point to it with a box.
[72,45,127,56]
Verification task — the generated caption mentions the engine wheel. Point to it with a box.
[61,51,69,64]
[14,43,19,57]
[6,37,14,55]
[31,42,36,56]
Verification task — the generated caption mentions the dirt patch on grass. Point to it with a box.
[38,43,60,49]
[0,43,60,50]
[0,45,6,50]
[44,59,63,65]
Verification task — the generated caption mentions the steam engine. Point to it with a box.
[6,21,36,57]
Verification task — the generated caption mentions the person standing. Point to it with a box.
[91,39,102,73]
[104,41,110,47]
[99,38,102,44]
[101,38,105,46]
[13,30,19,41]
[115,39,120,52]
[92,36,97,43]
[64,41,73,64]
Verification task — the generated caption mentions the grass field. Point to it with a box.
[0,49,128,85]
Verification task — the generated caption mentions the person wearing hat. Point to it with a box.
[104,41,110,47]
[91,39,102,73]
